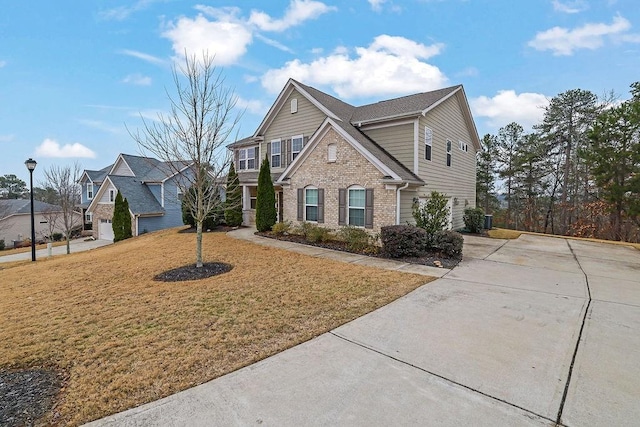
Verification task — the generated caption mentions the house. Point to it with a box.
[81,154,192,241]
[227,79,480,233]
[0,199,80,248]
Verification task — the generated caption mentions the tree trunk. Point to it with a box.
[196,220,203,268]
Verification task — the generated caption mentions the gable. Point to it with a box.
[110,155,134,177]
[263,88,327,144]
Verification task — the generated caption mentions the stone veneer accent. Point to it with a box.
[91,203,135,238]
[283,127,397,234]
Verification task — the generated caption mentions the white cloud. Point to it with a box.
[248,0,336,32]
[162,10,253,65]
[470,90,549,130]
[368,0,387,12]
[255,33,294,53]
[528,15,632,55]
[35,139,96,158]
[455,66,479,77]
[118,49,167,66]
[261,35,447,99]
[122,73,152,85]
[552,0,588,14]
[236,96,267,115]
[130,109,166,122]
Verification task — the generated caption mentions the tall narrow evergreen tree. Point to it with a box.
[122,197,133,239]
[112,191,126,242]
[255,156,276,232]
[224,161,243,227]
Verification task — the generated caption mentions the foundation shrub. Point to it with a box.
[380,225,429,258]
[433,230,464,257]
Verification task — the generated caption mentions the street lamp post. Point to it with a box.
[25,158,37,262]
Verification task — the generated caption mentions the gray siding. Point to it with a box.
[361,122,415,171]
[417,93,477,230]
[137,213,182,235]
[399,189,418,225]
[262,88,326,171]
[112,159,133,176]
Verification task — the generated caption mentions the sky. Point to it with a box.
[1,0,639,186]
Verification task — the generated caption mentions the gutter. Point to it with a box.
[396,182,410,225]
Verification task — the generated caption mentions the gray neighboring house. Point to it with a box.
[0,199,80,248]
[81,154,192,241]
[228,79,481,232]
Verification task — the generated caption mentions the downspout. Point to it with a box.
[396,182,410,225]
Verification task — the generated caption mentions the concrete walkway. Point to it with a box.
[85,232,640,427]
[0,238,112,263]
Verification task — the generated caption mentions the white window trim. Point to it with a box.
[458,140,468,152]
[304,186,318,222]
[347,186,366,228]
[87,183,94,200]
[238,149,247,170]
[247,146,256,170]
[291,98,298,114]
[291,135,303,161]
[85,212,92,223]
[425,127,433,161]
[446,140,452,167]
[271,139,281,168]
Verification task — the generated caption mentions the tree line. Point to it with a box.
[477,82,640,242]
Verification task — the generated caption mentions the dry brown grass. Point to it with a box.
[0,228,430,426]
[487,228,523,240]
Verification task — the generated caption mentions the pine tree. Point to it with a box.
[255,157,276,232]
[224,161,243,227]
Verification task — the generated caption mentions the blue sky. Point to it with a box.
[1,0,639,185]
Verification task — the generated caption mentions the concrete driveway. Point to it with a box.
[86,234,640,427]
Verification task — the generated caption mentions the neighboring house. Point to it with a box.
[227,79,481,233]
[0,199,80,248]
[81,154,192,241]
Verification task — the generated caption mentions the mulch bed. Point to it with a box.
[154,262,233,282]
[0,369,62,427]
[256,232,461,269]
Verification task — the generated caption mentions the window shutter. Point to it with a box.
[317,188,324,223]
[281,139,287,168]
[365,188,374,229]
[297,188,304,221]
[286,139,292,165]
[267,142,271,159]
[234,150,239,169]
[338,188,346,226]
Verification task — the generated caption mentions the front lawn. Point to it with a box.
[0,228,430,426]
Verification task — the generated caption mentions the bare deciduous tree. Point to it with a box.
[129,52,242,268]
[43,163,82,254]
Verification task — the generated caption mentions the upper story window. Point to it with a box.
[87,183,94,199]
[291,98,298,114]
[446,140,452,167]
[425,127,433,161]
[238,146,258,170]
[85,212,92,223]
[271,139,281,168]
[458,140,468,152]
[348,187,366,227]
[292,135,303,161]
[109,189,116,203]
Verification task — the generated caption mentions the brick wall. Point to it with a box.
[283,127,397,234]
[91,204,114,239]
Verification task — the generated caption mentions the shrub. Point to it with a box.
[271,221,291,236]
[433,230,464,257]
[338,226,372,252]
[52,232,63,242]
[293,221,314,239]
[380,225,429,258]
[0,239,4,251]
[182,186,224,230]
[112,191,131,242]
[255,157,276,232]
[412,191,450,236]
[306,225,332,243]
[224,162,243,227]
[463,207,485,233]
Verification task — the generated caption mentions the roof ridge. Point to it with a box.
[356,84,461,109]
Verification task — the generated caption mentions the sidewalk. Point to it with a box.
[0,238,112,263]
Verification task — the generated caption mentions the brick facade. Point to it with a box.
[283,127,397,234]
[91,203,135,239]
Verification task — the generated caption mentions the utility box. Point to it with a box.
[484,215,493,230]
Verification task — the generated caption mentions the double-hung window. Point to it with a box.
[87,183,94,199]
[348,188,366,227]
[238,147,258,170]
[446,140,452,167]
[271,140,281,168]
[425,127,432,161]
[247,147,256,170]
[292,135,303,161]
[238,149,246,170]
[305,188,318,222]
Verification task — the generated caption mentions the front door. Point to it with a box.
[276,191,284,222]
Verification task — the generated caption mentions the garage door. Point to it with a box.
[99,219,114,241]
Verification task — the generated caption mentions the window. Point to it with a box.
[238,147,258,170]
[292,135,303,161]
[446,140,452,167]
[271,140,281,168]
[459,140,468,152]
[425,127,432,161]
[177,190,184,202]
[327,143,337,163]
[348,188,366,227]
[305,188,318,221]
[109,189,115,202]
[87,183,94,199]
[249,186,257,209]
[85,212,92,223]
[291,98,298,114]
